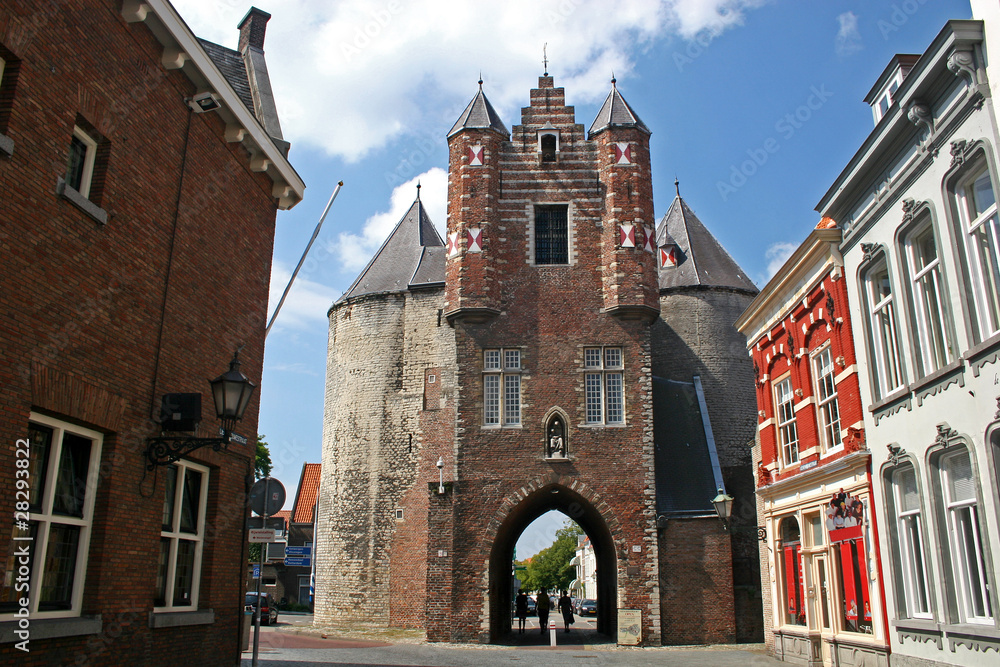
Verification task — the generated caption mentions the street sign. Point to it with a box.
[219,428,249,445]
[285,545,312,557]
[249,477,286,517]
[249,529,276,543]
[247,516,285,531]
[252,564,260,579]
[283,557,311,567]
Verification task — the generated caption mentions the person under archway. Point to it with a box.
[514,589,529,634]
[536,588,549,634]
[558,590,574,632]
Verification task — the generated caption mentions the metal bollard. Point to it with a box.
[549,619,557,647]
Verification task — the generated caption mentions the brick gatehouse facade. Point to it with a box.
[316,75,762,645]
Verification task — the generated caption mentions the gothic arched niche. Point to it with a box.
[544,410,568,459]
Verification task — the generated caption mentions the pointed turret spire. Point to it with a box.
[448,79,510,139]
[588,79,650,138]
[338,191,444,302]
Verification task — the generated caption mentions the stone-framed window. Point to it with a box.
[484,348,521,426]
[953,161,1000,342]
[584,347,624,425]
[934,446,993,624]
[900,217,954,376]
[861,257,905,399]
[887,463,933,619]
[534,205,568,265]
[772,374,799,467]
[0,414,103,619]
[155,459,209,611]
[811,345,842,452]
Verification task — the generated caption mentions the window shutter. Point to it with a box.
[944,451,975,502]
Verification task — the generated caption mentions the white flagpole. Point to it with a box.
[265,181,344,338]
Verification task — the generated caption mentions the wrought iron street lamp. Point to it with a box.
[711,487,734,531]
[145,349,256,469]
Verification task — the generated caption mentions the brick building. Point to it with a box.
[0,1,302,665]
[317,75,761,645]
[736,220,889,666]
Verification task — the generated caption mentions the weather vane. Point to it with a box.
[543,43,548,76]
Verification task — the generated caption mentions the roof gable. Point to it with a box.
[292,463,321,524]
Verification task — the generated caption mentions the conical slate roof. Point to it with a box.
[448,83,510,138]
[588,80,650,137]
[337,190,445,303]
[656,195,757,293]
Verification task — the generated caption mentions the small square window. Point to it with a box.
[427,375,436,384]
[395,509,404,520]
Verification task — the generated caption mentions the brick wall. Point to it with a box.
[658,517,735,644]
[0,1,281,664]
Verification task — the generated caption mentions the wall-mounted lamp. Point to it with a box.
[145,349,256,469]
[188,91,221,113]
[436,457,444,495]
[711,487,734,531]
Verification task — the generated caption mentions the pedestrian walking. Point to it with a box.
[536,588,549,634]
[558,590,574,632]
[514,589,529,634]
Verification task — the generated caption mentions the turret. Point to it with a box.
[444,80,509,324]
[589,79,660,320]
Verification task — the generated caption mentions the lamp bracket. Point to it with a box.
[145,433,230,470]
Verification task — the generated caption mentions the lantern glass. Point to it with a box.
[712,488,734,522]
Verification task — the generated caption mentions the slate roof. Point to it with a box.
[652,377,718,517]
[588,81,650,137]
[292,463,321,524]
[656,195,758,293]
[198,39,255,115]
[448,84,510,138]
[337,191,445,302]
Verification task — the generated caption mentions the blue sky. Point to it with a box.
[172,0,972,555]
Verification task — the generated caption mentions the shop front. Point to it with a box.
[761,452,889,667]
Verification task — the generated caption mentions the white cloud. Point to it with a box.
[763,241,798,282]
[335,167,448,272]
[266,261,340,333]
[171,0,770,160]
[835,11,863,57]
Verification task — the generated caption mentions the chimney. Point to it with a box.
[238,7,271,53]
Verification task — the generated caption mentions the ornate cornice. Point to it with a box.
[887,443,907,467]
[947,47,978,85]
[951,139,969,168]
[907,101,934,138]
[934,422,960,447]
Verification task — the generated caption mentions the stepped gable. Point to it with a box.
[447,81,510,139]
[656,193,757,293]
[338,189,444,302]
[588,78,650,137]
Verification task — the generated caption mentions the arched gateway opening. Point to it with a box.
[488,483,617,642]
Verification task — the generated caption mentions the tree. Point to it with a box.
[255,434,272,479]
[517,521,583,593]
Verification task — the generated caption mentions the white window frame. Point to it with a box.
[904,222,953,375]
[483,348,521,426]
[957,165,1000,341]
[892,465,932,619]
[155,459,209,612]
[939,449,993,624]
[811,345,842,452]
[67,125,98,199]
[0,413,103,620]
[583,347,624,425]
[773,375,798,467]
[864,260,905,399]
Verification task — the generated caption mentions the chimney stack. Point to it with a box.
[238,7,271,53]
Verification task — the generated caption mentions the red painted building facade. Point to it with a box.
[736,221,889,667]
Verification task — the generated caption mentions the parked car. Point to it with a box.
[526,596,536,616]
[245,592,278,625]
[578,599,597,616]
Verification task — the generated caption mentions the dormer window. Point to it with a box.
[868,55,918,124]
[873,77,899,122]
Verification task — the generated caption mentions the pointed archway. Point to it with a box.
[487,482,617,642]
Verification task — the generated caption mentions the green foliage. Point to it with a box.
[516,521,584,593]
[255,435,272,479]
[248,543,261,563]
